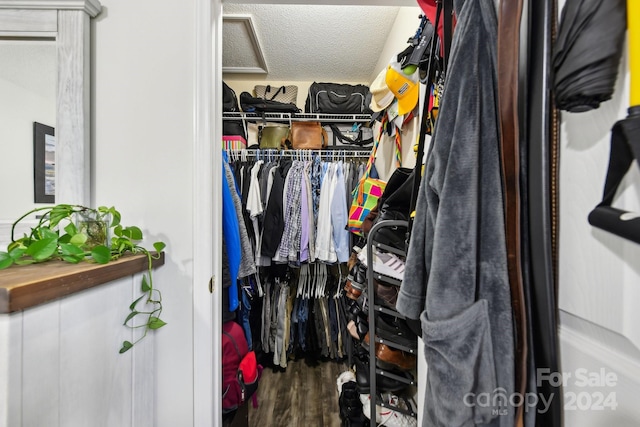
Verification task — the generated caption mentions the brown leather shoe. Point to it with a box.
[374,280,399,309]
[361,331,373,350]
[344,280,362,300]
[375,343,416,371]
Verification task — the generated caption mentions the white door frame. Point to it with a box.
[193,0,222,426]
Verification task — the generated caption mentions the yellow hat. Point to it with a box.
[385,60,419,115]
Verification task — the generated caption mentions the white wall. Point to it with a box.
[371,6,421,82]
[558,35,640,424]
[92,1,197,425]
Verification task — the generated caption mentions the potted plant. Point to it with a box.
[0,204,166,353]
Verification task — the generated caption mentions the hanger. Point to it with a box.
[333,267,343,299]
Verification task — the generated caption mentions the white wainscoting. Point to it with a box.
[0,273,154,427]
[559,310,640,426]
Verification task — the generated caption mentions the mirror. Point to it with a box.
[0,0,102,247]
[0,38,56,220]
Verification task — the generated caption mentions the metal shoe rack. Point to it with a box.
[365,219,418,425]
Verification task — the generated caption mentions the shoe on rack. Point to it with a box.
[344,263,367,300]
[379,394,418,427]
[372,250,405,281]
[375,343,416,372]
[374,279,400,309]
[375,313,418,349]
[360,393,417,427]
[357,249,405,281]
[359,393,392,424]
[355,315,369,341]
[354,356,413,394]
[344,280,363,301]
[347,298,364,321]
[361,331,373,350]
[361,327,415,354]
[373,223,408,251]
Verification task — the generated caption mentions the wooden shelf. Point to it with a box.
[0,252,164,314]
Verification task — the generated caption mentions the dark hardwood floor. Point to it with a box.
[248,358,349,426]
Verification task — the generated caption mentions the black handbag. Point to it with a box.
[240,91,300,114]
[324,124,373,147]
[305,82,372,114]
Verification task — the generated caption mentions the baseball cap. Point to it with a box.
[369,68,395,112]
[385,58,420,115]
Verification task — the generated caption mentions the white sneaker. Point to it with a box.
[378,408,417,427]
[360,393,417,427]
[373,250,405,280]
[357,249,405,281]
[336,370,356,395]
[360,394,392,423]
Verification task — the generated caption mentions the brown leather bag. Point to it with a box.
[285,121,328,150]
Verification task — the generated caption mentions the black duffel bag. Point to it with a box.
[223,81,241,112]
[240,91,300,114]
[305,82,373,114]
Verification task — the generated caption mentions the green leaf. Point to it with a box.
[153,242,166,252]
[141,275,151,292]
[58,234,71,244]
[61,255,82,263]
[64,222,77,236]
[24,237,58,261]
[124,311,139,325]
[0,252,13,269]
[9,247,26,260]
[119,341,133,353]
[91,245,112,264]
[113,224,123,237]
[69,233,88,246]
[60,243,85,256]
[7,241,23,252]
[14,259,36,265]
[40,228,58,239]
[148,317,167,330]
[122,226,143,241]
[129,295,145,311]
[108,207,121,228]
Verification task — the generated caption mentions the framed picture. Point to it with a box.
[33,122,55,203]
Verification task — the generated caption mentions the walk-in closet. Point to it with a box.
[220,3,426,426]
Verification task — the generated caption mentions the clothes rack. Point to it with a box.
[226,148,372,161]
[223,111,372,124]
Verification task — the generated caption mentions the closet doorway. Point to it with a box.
[200,1,422,426]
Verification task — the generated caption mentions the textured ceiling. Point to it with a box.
[222,4,402,82]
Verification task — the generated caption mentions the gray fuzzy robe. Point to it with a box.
[395,0,515,426]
